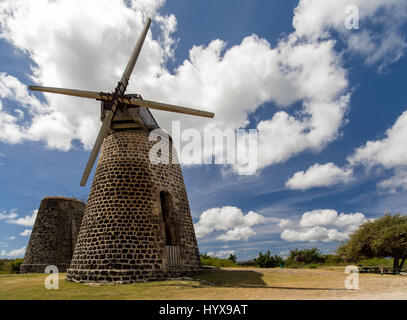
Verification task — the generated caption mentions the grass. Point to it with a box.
[0,270,273,300]
[0,268,330,300]
[200,256,239,268]
[0,273,204,300]
[1,267,406,300]
[0,255,402,300]
[0,269,283,300]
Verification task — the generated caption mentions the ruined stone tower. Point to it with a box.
[66,129,202,283]
[21,197,85,273]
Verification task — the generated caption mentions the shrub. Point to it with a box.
[0,259,5,270]
[228,254,237,263]
[358,257,393,268]
[236,260,257,267]
[255,251,283,268]
[286,248,325,265]
[323,254,345,265]
[10,259,23,273]
[200,253,211,260]
[200,254,238,267]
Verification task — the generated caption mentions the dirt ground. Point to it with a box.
[1,267,407,300]
[214,267,407,300]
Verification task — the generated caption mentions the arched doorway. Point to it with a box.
[160,191,180,268]
[160,191,177,245]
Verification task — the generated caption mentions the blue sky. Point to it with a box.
[1,0,407,260]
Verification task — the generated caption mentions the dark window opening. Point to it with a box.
[160,191,177,245]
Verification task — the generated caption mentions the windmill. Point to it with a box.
[30,18,214,187]
[30,18,214,283]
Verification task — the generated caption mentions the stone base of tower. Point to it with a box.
[20,263,71,274]
[66,130,202,284]
[66,268,202,284]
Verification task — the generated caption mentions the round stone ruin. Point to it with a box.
[20,197,85,273]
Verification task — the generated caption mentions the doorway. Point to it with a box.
[160,191,177,245]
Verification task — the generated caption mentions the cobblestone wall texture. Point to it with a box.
[66,131,202,283]
[20,197,85,273]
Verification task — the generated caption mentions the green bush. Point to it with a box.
[306,264,318,269]
[10,259,23,273]
[358,257,393,268]
[228,254,237,263]
[255,251,283,268]
[200,253,211,260]
[322,254,345,265]
[200,254,239,267]
[286,248,325,266]
[236,260,257,267]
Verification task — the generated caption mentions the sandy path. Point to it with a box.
[214,267,407,300]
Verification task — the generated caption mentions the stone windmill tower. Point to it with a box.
[30,18,214,283]
[20,197,85,273]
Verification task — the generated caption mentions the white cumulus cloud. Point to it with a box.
[19,229,32,237]
[281,226,349,243]
[348,110,407,194]
[0,246,26,258]
[377,168,407,194]
[0,0,404,176]
[0,209,18,220]
[206,250,236,259]
[217,227,256,242]
[281,209,367,243]
[7,209,38,227]
[293,0,407,71]
[286,163,353,191]
[0,0,351,175]
[278,219,294,228]
[194,206,265,241]
[291,109,407,193]
[299,209,366,228]
[349,110,407,169]
[0,0,175,150]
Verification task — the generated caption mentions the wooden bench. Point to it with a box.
[358,266,401,274]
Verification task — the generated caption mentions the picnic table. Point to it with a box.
[358,266,401,274]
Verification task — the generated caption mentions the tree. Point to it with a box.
[339,214,407,272]
[255,251,283,268]
[10,258,23,273]
[200,253,210,259]
[287,248,325,265]
[227,254,237,263]
[0,259,5,271]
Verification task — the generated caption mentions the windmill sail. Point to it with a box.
[80,18,152,186]
[28,17,215,186]
[29,86,103,100]
[29,86,214,118]
[118,18,152,94]
[121,97,214,118]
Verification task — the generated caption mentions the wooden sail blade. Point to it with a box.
[80,105,116,186]
[120,97,215,119]
[118,18,152,94]
[29,86,104,100]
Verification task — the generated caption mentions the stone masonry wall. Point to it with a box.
[20,197,85,273]
[66,130,201,284]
